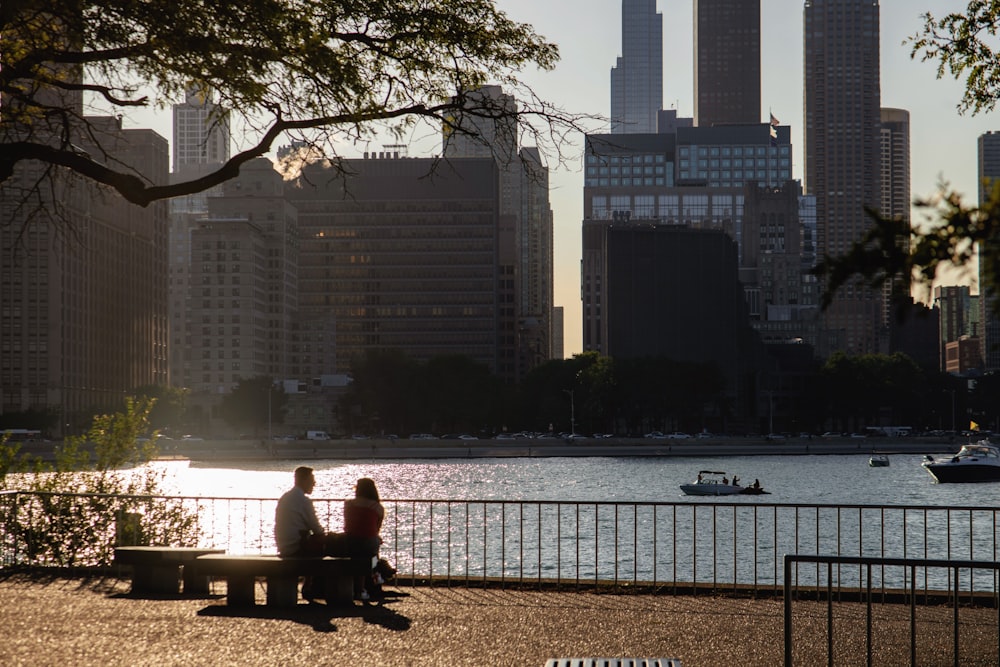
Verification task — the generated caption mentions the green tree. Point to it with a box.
[132,384,189,432]
[2,0,586,207]
[339,349,420,436]
[218,376,286,437]
[421,354,502,434]
[817,352,928,431]
[818,4,1000,306]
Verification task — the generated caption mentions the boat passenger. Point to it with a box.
[722,477,729,485]
[732,476,740,487]
[697,473,703,482]
[752,479,760,489]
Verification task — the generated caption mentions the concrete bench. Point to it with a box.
[113,546,225,595]
[194,554,353,607]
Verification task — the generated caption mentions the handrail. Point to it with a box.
[3,491,1000,600]
[783,554,1000,667]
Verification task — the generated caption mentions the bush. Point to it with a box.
[0,397,199,567]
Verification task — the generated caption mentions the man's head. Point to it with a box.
[294,466,316,494]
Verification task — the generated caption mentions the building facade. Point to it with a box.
[603,225,765,425]
[444,86,555,380]
[879,107,911,334]
[610,0,663,134]
[168,88,233,387]
[978,131,1000,371]
[804,0,883,355]
[934,285,979,373]
[581,123,798,354]
[0,119,169,433]
[286,156,511,379]
[180,159,299,394]
[694,0,761,128]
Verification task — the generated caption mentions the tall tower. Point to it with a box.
[879,107,910,332]
[168,88,232,387]
[611,0,663,134]
[172,87,231,171]
[694,0,761,127]
[978,131,1000,371]
[444,86,555,379]
[804,0,882,355]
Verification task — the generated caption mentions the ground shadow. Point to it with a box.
[196,595,411,633]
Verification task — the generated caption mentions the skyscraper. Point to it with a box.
[168,88,233,387]
[444,86,555,379]
[804,0,882,354]
[694,0,761,127]
[978,131,1000,371]
[610,0,663,134]
[879,107,911,332]
[0,119,169,433]
[286,156,511,379]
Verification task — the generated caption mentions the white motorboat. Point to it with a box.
[922,440,1000,483]
[680,470,765,496]
[868,454,890,467]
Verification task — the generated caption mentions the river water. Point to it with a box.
[151,448,1000,507]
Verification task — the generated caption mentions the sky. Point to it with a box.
[119,0,997,358]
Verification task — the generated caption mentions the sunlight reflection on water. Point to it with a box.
[144,449,1000,506]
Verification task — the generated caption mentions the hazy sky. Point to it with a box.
[120,1,996,358]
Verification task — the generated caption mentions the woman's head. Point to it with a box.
[355,477,379,501]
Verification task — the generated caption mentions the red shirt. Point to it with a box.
[344,498,384,538]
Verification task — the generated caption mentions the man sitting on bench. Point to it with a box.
[274,466,329,599]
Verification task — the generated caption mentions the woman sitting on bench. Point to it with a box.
[344,477,385,601]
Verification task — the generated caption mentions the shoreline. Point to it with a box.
[158,436,958,462]
[10,435,967,463]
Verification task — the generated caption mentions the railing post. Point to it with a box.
[784,554,793,667]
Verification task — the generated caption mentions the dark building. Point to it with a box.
[804,0,883,354]
[604,225,765,424]
[0,119,169,433]
[888,299,939,372]
[979,131,1000,371]
[285,156,511,379]
[694,0,761,128]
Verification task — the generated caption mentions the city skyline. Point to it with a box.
[116,0,998,358]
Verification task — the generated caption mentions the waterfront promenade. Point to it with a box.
[2,573,997,666]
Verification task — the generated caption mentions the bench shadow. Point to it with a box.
[108,591,225,601]
[196,597,411,633]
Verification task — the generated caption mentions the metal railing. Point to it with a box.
[3,491,1000,596]
[783,554,1000,667]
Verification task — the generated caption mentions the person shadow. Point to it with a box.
[196,594,412,633]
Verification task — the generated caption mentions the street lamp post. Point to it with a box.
[563,389,576,435]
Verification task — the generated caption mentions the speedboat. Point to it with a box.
[681,471,766,496]
[922,440,1000,483]
[869,454,890,467]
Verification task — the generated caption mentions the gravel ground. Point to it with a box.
[0,574,997,666]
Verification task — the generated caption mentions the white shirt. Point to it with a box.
[274,486,324,555]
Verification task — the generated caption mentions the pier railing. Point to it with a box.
[783,555,1000,667]
[3,491,1000,596]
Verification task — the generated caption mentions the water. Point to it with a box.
[150,449,1000,508]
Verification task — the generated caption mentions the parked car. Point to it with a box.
[667,432,691,440]
[644,431,666,439]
